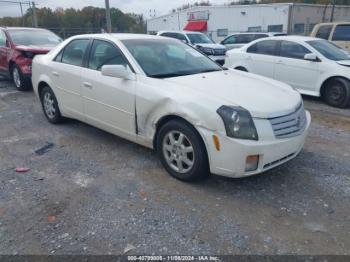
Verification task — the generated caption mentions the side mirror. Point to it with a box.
[182,39,188,44]
[101,65,135,80]
[304,53,318,62]
[5,39,10,48]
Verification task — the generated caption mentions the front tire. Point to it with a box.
[12,65,31,91]
[323,78,350,108]
[40,86,63,124]
[156,120,209,181]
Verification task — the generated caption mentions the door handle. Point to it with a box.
[247,56,252,60]
[52,71,59,77]
[83,82,92,89]
[276,60,284,65]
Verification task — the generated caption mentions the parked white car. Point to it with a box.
[220,32,287,50]
[225,36,350,108]
[32,34,311,181]
[157,31,227,65]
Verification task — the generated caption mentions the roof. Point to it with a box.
[267,35,320,42]
[69,33,167,41]
[227,32,286,36]
[314,21,350,26]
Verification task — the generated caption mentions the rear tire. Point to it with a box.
[323,78,350,108]
[40,86,63,124]
[156,120,209,182]
[12,65,31,91]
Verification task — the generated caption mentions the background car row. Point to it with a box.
[224,36,350,108]
[1,23,349,109]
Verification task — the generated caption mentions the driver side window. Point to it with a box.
[279,41,311,60]
[88,40,127,71]
[0,30,7,47]
[222,35,237,45]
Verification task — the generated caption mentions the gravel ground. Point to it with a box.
[0,78,349,255]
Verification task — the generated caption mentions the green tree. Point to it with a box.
[0,6,146,38]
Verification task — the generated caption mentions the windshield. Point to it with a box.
[122,39,222,78]
[186,33,214,44]
[8,29,62,47]
[307,40,350,61]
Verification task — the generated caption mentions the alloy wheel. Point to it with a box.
[43,92,56,119]
[162,131,195,174]
[13,67,21,88]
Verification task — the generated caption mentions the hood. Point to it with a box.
[195,43,226,50]
[15,45,52,54]
[165,70,302,119]
[337,60,350,67]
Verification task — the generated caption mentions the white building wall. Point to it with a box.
[147,4,291,42]
[147,3,350,42]
[205,4,290,41]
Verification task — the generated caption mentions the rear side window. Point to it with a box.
[174,33,188,43]
[160,32,174,38]
[88,40,127,71]
[222,35,237,45]
[332,25,350,41]
[161,32,187,43]
[279,41,311,59]
[247,40,277,56]
[237,34,256,44]
[315,25,333,40]
[61,39,89,67]
[0,30,7,47]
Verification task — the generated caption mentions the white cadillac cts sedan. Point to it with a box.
[32,34,311,181]
[225,36,350,108]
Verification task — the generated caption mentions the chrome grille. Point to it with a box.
[213,49,226,56]
[269,103,307,139]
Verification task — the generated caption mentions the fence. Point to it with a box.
[48,28,103,39]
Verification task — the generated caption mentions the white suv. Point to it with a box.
[157,31,227,65]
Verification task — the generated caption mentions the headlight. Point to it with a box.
[217,106,258,141]
[198,46,214,55]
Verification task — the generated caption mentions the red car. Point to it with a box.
[0,27,62,90]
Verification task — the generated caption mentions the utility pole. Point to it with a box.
[32,1,38,27]
[330,0,336,22]
[19,2,24,26]
[105,0,112,33]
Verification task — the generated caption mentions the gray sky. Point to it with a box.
[1,0,231,18]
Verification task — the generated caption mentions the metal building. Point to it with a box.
[147,3,350,42]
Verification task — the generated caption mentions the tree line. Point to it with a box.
[0,6,146,38]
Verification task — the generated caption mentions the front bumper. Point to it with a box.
[198,111,311,178]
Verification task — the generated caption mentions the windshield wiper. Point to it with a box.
[150,71,197,79]
[196,69,222,74]
[150,69,222,79]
